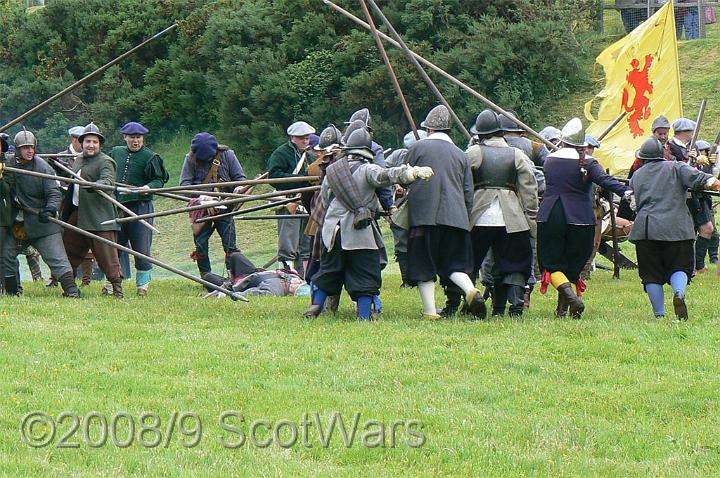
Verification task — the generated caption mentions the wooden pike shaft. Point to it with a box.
[21,206,247,301]
[4,164,117,191]
[0,24,178,133]
[115,181,190,202]
[49,158,160,234]
[358,0,419,139]
[105,185,320,225]
[606,168,621,280]
[596,111,627,142]
[367,0,471,140]
[130,175,319,194]
[168,189,256,199]
[196,195,299,223]
[237,215,309,220]
[616,175,720,197]
[322,0,557,150]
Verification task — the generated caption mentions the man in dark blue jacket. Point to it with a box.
[180,132,246,277]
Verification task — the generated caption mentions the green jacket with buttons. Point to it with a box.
[110,145,169,203]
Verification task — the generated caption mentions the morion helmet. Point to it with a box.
[498,110,524,133]
[560,118,588,147]
[421,105,450,131]
[314,124,342,152]
[14,129,37,148]
[78,122,105,144]
[341,119,368,145]
[345,108,371,130]
[637,137,665,161]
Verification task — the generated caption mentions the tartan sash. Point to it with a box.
[325,157,373,229]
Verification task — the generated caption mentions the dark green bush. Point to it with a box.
[0,0,597,166]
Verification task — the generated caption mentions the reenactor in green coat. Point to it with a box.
[110,122,169,296]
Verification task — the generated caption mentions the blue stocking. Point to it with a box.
[670,271,688,296]
[645,283,665,316]
[313,288,328,307]
[357,295,373,321]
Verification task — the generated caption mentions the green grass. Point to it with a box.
[4,269,720,476]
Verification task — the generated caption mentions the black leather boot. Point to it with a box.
[397,252,409,287]
[438,287,462,317]
[491,284,507,317]
[4,275,20,296]
[555,292,569,318]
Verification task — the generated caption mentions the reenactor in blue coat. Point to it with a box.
[537,118,629,318]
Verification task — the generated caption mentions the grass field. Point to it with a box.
[4,267,720,476]
[8,12,720,478]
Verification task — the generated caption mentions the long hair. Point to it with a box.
[577,146,589,182]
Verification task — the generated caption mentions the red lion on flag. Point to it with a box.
[622,54,654,138]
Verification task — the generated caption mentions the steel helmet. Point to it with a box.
[560,118,588,147]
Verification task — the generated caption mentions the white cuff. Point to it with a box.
[705,177,717,188]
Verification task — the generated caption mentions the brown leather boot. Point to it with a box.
[557,283,584,318]
[324,295,340,313]
[303,304,322,318]
[110,279,124,299]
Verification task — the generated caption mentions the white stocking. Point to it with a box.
[418,281,437,315]
[448,272,475,297]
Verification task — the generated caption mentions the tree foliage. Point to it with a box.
[0,0,598,166]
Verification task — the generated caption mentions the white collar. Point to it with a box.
[481,137,508,147]
[549,147,595,160]
[426,132,454,144]
[671,137,687,148]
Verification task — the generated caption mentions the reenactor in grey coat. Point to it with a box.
[5,130,79,297]
[304,127,433,320]
[466,110,538,317]
[385,129,427,287]
[405,105,486,320]
[630,137,720,320]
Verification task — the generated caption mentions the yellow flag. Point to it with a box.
[585,1,682,174]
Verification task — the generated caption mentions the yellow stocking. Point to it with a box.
[550,272,570,289]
